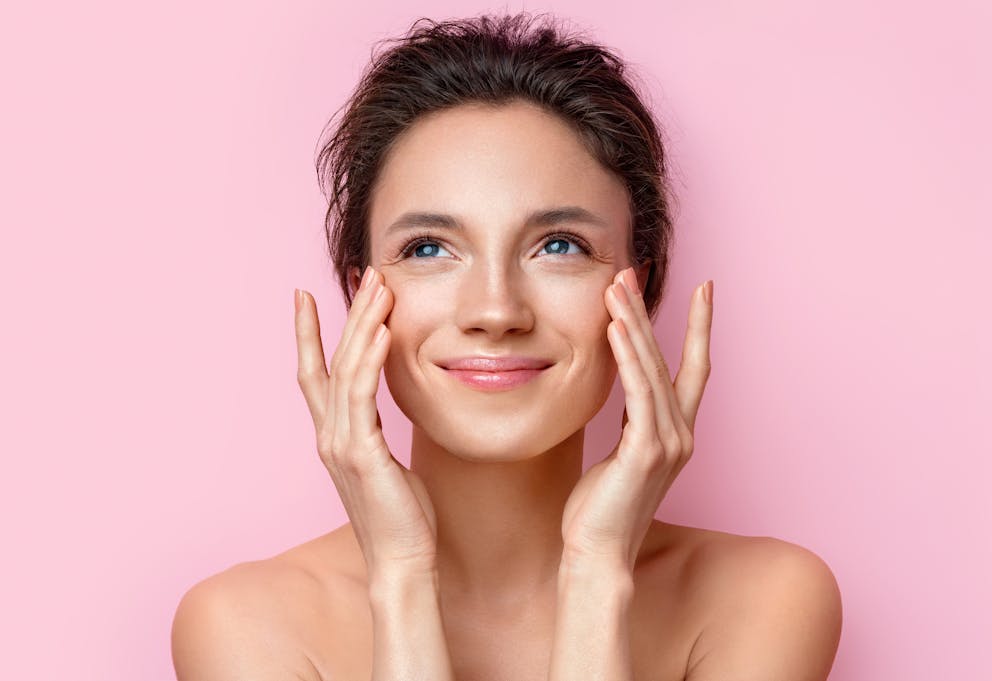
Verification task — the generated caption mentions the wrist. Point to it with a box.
[557,556,635,596]
[368,565,440,605]
[560,549,632,578]
[551,556,635,681]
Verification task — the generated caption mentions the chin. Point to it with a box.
[405,403,591,463]
[434,423,565,462]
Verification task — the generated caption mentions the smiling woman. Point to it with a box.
[171,11,841,681]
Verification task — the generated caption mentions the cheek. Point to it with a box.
[539,278,612,338]
[546,285,616,382]
[381,280,449,371]
[384,280,451,330]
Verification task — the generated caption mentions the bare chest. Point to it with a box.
[278,522,720,681]
[296,573,701,681]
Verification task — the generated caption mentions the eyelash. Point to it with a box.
[397,230,594,260]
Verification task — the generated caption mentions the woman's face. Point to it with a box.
[362,100,640,462]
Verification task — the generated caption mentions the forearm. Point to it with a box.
[368,568,456,681]
[549,559,636,681]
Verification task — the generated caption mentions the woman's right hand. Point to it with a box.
[294,267,438,579]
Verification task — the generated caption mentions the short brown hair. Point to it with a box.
[315,12,677,319]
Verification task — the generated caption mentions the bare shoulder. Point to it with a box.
[668,523,843,681]
[270,523,368,586]
[171,555,326,680]
[170,525,369,680]
[660,521,839,583]
[682,524,842,617]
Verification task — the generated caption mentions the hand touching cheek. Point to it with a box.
[560,268,713,572]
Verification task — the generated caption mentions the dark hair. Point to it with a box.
[315,11,677,319]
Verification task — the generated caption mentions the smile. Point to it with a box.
[441,367,550,392]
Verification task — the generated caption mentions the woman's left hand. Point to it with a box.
[560,267,713,573]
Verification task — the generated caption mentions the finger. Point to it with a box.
[607,317,659,458]
[349,320,390,444]
[334,266,376,371]
[618,269,668,379]
[674,281,713,432]
[617,270,687,434]
[295,289,330,425]
[334,275,393,454]
[607,277,680,442]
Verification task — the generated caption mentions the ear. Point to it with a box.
[347,266,365,298]
[635,261,652,294]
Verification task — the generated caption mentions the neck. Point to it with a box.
[409,424,584,607]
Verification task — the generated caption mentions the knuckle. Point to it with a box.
[682,432,695,456]
[659,449,678,471]
[348,383,374,407]
[645,432,664,453]
[331,431,349,457]
[335,453,362,476]
[662,433,683,457]
[642,445,667,474]
[636,434,664,463]
[315,430,336,457]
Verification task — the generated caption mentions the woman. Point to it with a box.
[172,12,842,681]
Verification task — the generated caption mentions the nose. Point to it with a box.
[454,261,535,339]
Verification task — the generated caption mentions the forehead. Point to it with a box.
[368,100,630,235]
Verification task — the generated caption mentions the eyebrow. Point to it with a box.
[385,206,610,235]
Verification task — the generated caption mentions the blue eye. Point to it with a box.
[403,240,453,258]
[541,237,586,256]
[399,232,592,259]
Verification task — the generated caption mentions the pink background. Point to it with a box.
[2,1,988,679]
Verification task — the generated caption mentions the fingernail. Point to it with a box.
[612,282,628,306]
[360,266,373,290]
[294,288,303,313]
[703,280,713,303]
[623,267,638,294]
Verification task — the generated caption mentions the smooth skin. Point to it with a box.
[171,101,842,681]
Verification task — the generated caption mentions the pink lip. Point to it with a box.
[435,356,554,392]
[442,367,549,392]
[437,356,553,371]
